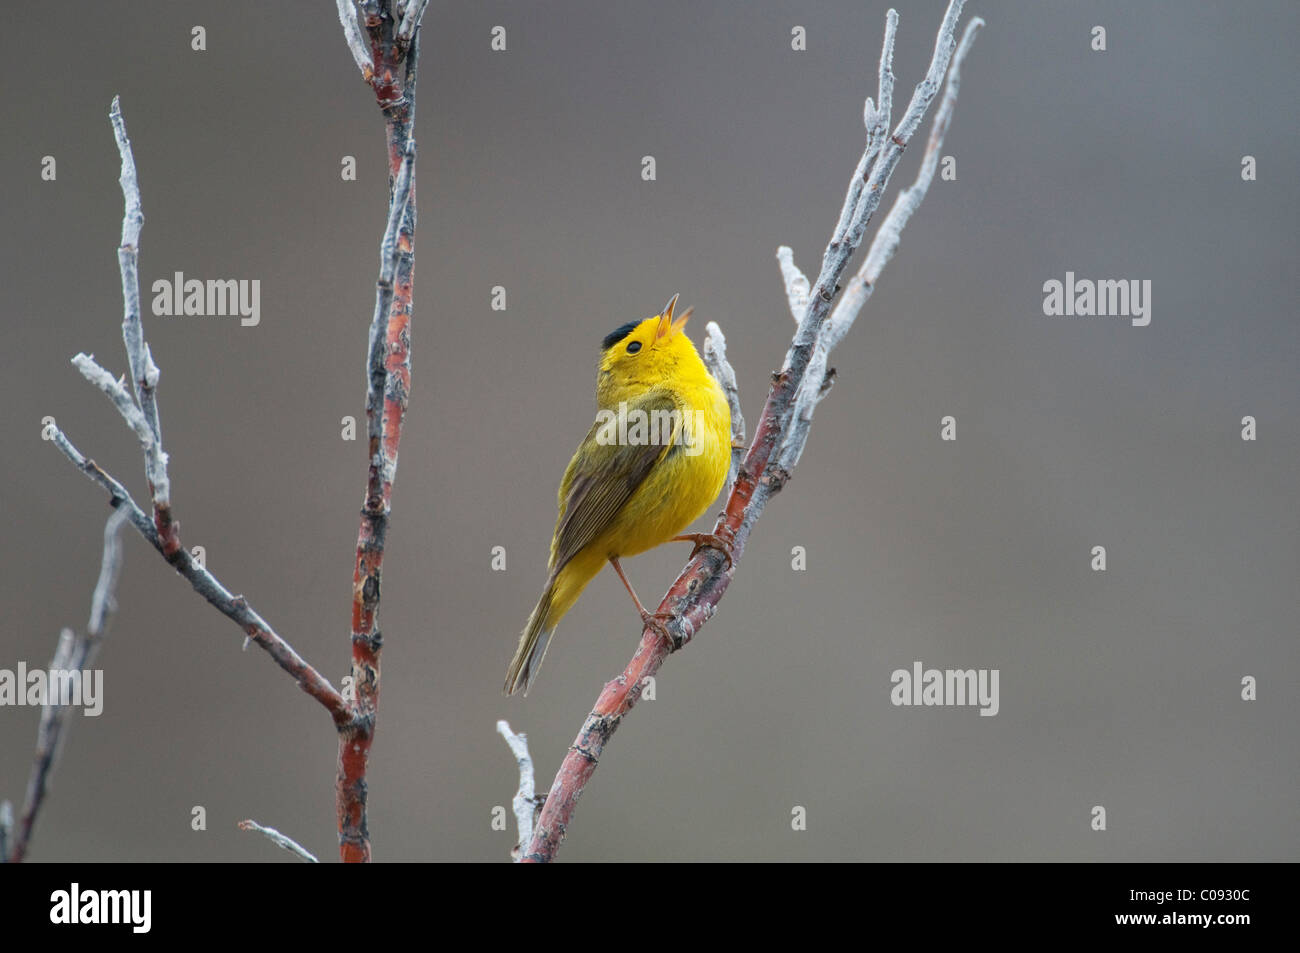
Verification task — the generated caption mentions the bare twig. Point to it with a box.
[702,321,747,492]
[776,247,810,323]
[109,97,173,548]
[859,18,984,297]
[238,819,319,863]
[496,721,538,862]
[6,507,128,862]
[397,0,428,46]
[60,98,354,739]
[779,16,984,473]
[84,107,342,715]
[70,354,156,456]
[790,1,963,358]
[336,0,375,79]
[522,0,980,863]
[338,0,425,864]
[38,1,430,866]
[869,9,899,156]
[48,428,348,721]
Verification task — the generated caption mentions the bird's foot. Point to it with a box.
[670,531,735,571]
[640,610,683,652]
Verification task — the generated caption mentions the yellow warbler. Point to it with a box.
[504,295,733,695]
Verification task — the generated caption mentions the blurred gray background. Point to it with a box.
[2,1,1296,862]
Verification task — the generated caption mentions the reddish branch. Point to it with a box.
[522,377,783,862]
[337,0,421,863]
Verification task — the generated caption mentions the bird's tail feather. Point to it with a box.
[505,581,555,696]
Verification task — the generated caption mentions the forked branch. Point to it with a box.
[33,1,428,864]
[518,1,983,863]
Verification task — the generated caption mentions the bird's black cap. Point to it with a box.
[601,320,640,350]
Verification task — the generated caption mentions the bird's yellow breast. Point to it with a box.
[599,377,731,559]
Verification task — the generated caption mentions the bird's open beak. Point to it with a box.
[657,293,690,339]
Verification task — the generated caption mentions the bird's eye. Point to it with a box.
[626,341,642,353]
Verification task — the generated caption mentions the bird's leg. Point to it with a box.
[669,529,736,571]
[609,556,681,650]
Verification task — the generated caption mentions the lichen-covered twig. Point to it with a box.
[48,429,348,720]
[110,97,175,553]
[238,819,319,863]
[776,247,811,323]
[53,99,352,720]
[335,0,375,79]
[496,721,539,862]
[522,1,981,863]
[702,321,747,492]
[76,103,343,721]
[778,15,984,474]
[4,508,128,862]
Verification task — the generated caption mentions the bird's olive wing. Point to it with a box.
[550,390,684,572]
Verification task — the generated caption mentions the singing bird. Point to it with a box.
[504,295,734,695]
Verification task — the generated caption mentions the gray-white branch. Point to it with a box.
[71,354,158,462]
[776,247,810,323]
[857,17,985,300]
[496,720,538,862]
[109,96,169,511]
[47,100,348,723]
[336,0,374,77]
[702,321,746,492]
[786,0,965,361]
[777,4,981,474]
[48,426,347,719]
[5,507,129,862]
[237,819,319,863]
[397,0,428,45]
